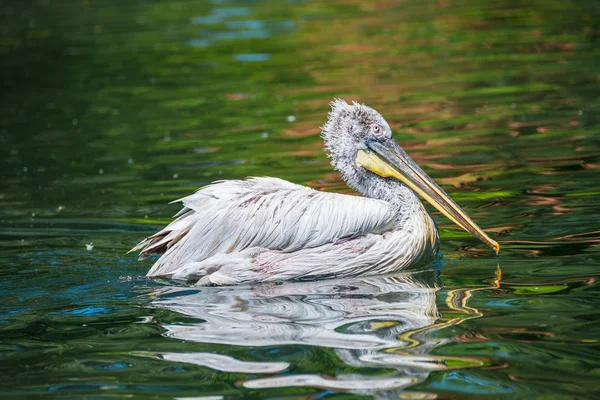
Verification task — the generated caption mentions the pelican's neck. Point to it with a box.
[363,176,415,208]
[330,150,427,221]
[350,172,440,263]
[336,163,439,259]
[344,168,420,216]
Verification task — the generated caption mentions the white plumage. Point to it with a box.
[131,177,437,285]
[132,99,497,285]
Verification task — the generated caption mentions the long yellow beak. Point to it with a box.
[356,139,499,253]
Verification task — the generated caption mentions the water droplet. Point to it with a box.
[173,173,179,179]
[287,115,296,122]
[99,169,104,174]
[261,132,269,139]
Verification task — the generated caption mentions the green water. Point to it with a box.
[1,0,599,398]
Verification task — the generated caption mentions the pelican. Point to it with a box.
[131,99,499,286]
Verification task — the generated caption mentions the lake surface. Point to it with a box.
[1,0,599,398]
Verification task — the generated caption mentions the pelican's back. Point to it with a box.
[131,177,397,277]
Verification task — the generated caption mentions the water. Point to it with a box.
[1,0,599,398]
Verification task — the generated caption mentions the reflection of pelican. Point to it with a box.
[153,271,439,350]
[131,99,498,285]
[149,271,443,393]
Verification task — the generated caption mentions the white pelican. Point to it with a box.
[131,99,499,285]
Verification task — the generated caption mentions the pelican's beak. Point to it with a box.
[357,139,500,253]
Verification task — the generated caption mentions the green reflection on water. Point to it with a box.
[1,0,599,398]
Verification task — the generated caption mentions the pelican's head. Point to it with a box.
[322,99,499,253]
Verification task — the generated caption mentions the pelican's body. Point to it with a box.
[132,100,498,285]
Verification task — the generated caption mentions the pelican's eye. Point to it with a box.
[372,124,384,136]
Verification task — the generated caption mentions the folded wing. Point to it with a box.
[131,177,396,276]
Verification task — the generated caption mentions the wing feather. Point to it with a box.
[132,177,396,276]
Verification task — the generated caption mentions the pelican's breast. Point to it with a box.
[412,202,440,264]
[365,202,438,275]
